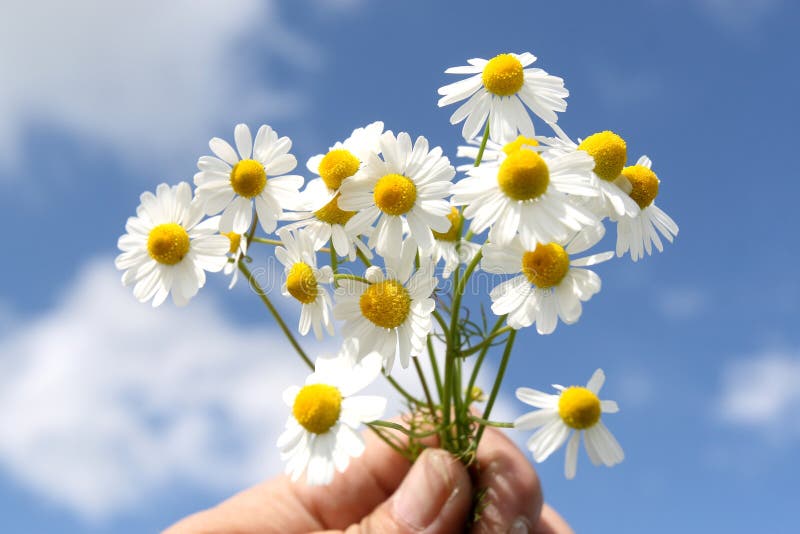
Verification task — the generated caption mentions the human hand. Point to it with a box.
[164,426,573,533]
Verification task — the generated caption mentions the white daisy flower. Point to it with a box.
[115,182,229,307]
[514,369,624,479]
[537,124,640,219]
[483,225,612,334]
[614,156,679,262]
[288,122,384,261]
[333,239,436,372]
[339,131,454,258]
[275,228,335,339]
[221,230,247,289]
[278,351,387,486]
[451,144,599,246]
[428,207,480,279]
[438,52,568,143]
[193,123,303,235]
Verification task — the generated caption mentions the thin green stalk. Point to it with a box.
[239,261,313,370]
[427,335,443,401]
[432,310,449,335]
[329,245,339,287]
[468,416,513,428]
[369,420,443,440]
[465,316,507,397]
[367,424,414,460]
[474,330,516,448]
[413,357,436,418]
[251,236,330,253]
[474,121,491,167]
[385,374,424,406]
[333,273,370,284]
[355,246,372,267]
[461,325,513,357]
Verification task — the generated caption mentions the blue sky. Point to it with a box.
[1,0,798,532]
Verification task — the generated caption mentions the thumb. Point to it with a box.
[354,448,472,533]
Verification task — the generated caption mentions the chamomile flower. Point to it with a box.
[291,122,385,260]
[275,228,334,339]
[438,52,568,143]
[339,131,454,257]
[428,207,480,279]
[193,123,303,235]
[514,369,623,479]
[614,156,679,262]
[115,182,229,307]
[278,351,387,485]
[333,239,436,372]
[451,145,599,246]
[221,231,247,289]
[483,225,612,334]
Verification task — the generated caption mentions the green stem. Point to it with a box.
[355,245,372,267]
[367,424,414,460]
[474,121,491,167]
[333,273,370,284]
[385,374,424,406]
[474,330,516,448]
[252,236,330,253]
[329,244,339,287]
[369,420,443,439]
[461,325,513,357]
[465,316,506,398]
[239,261,313,370]
[432,310,449,335]
[413,357,436,417]
[468,416,514,428]
[427,335,443,402]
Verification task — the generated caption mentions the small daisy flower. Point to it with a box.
[221,231,247,289]
[278,351,387,486]
[334,239,436,372]
[514,369,623,479]
[193,123,303,235]
[428,207,480,279]
[289,123,384,260]
[451,144,599,246]
[483,225,612,334]
[614,156,679,262]
[339,131,454,257]
[275,228,335,339]
[438,52,568,143]
[115,182,229,307]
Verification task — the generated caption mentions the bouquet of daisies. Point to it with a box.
[116,52,677,489]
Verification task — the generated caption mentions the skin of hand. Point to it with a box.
[164,426,574,534]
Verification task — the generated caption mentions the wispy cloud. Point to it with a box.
[695,0,784,30]
[655,286,710,320]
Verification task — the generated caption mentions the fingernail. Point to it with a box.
[509,516,531,534]
[394,449,457,529]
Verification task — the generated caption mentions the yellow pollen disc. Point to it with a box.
[223,232,241,254]
[314,193,356,225]
[374,174,417,216]
[482,54,525,97]
[558,386,601,430]
[432,207,463,242]
[292,384,342,434]
[359,280,411,329]
[502,135,539,156]
[229,159,267,198]
[286,262,318,304]
[147,223,190,265]
[621,165,660,209]
[521,243,570,288]
[497,149,550,201]
[318,149,360,190]
[577,131,627,182]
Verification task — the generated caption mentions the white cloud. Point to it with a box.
[655,286,709,320]
[697,0,783,29]
[716,350,800,441]
[0,0,316,177]
[588,64,662,109]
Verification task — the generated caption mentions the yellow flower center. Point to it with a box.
[314,193,356,226]
[223,232,242,254]
[497,149,550,201]
[502,135,539,156]
[229,159,267,198]
[147,223,190,265]
[521,243,570,288]
[432,207,463,242]
[286,262,318,304]
[292,384,342,434]
[359,280,411,329]
[374,174,417,216]
[621,165,660,209]
[577,131,627,182]
[558,386,601,430]
[318,149,361,190]
[482,54,525,97]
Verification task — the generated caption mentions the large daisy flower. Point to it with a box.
[221,230,248,289]
[614,156,679,262]
[333,240,436,372]
[428,207,480,279]
[275,228,335,339]
[438,52,568,143]
[115,182,229,307]
[514,369,623,479]
[451,144,599,246]
[482,225,612,334]
[193,123,303,235]
[339,131,454,257]
[290,122,384,260]
[278,351,387,486]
